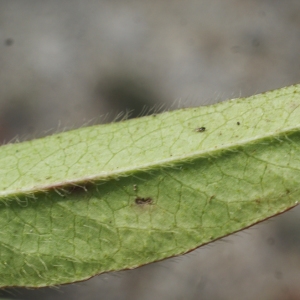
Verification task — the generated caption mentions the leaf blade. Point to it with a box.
[0,84,300,287]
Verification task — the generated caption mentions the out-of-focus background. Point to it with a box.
[1,0,300,299]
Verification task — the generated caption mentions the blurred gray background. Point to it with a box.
[1,0,300,299]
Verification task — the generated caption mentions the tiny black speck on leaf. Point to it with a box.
[195,127,206,132]
[237,122,240,125]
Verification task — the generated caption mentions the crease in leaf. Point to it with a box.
[0,84,300,287]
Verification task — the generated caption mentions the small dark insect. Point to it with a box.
[195,127,206,132]
[135,197,153,205]
[237,122,240,125]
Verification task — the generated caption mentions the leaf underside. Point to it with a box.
[0,85,300,287]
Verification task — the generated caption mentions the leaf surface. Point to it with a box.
[0,85,300,287]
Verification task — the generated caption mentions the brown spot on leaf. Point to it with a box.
[135,197,153,205]
[208,195,215,203]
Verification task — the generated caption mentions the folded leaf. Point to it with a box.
[0,85,299,287]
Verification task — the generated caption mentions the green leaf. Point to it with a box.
[0,84,299,287]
